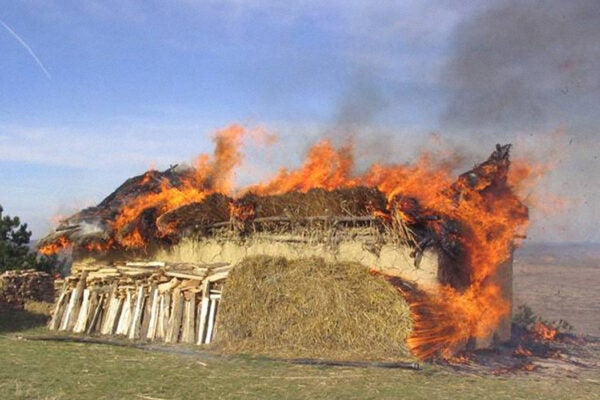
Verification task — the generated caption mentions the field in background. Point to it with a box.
[0,242,599,399]
[514,242,600,336]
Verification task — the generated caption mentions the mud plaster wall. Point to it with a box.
[153,237,440,291]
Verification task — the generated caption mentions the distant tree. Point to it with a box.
[0,205,63,274]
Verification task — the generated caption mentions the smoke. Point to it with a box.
[334,71,389,132]
[442,0,600,132]
[441,0,600,242]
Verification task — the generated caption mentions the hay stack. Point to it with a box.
[215,256,413,361]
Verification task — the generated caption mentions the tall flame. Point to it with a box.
[111,125,245,247]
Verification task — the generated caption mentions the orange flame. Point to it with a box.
[110,125,245,247]
[39,236,71,255]
[532,321,558,341]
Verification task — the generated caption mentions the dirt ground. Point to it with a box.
[513,243,600,337]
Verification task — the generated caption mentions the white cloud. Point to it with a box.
[0,122,218,171]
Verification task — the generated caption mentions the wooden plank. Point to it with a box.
[128,286,146,340]
[125,261,165,268]
[156,292,170,340]
[206,271,229,283]
[196,280,210,345]
[120,270,154,278]
[158,278,180,293]
[180,300,191,344]
[209,294,222,300]
[179,279,202,290]
[140,284,155,339]
[165,288,183,343]
[48,284,69,331]
[87,270,120,281]
[99,284,117,335]
[107,296,124,335]
[73,289,91,333]
[85,289,99,329]
[195,296,203,342]
[207,265,232,274]
[116,290,133,336]
[59,286,79,331]
[181,295,196,344]
[204,299,217,344]
[65,271,88,331]
[146,286,160,340]
[73,264,107,272]
[87,292,104,334]
[164,271,206,280]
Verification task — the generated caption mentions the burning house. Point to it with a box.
[40,126,529,360]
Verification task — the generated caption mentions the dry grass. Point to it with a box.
[214,256,413,361]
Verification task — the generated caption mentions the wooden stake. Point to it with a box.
[157,292,171,340]
[204,299,217,344]
[59,287,79,331]
[196,280,210,345]
[128,285,146,340]
[87,292,104,334]
[146,286,160,340]
[48,285,69,331]
[100,285,119,335]
[165,288,183,343]
[108,296,124,335]
[116,290,133,336]
[66,271,88,332]
[141,284,156,339]
[125,261,166,268]
[73,289,91,333]
[181,295,196,344]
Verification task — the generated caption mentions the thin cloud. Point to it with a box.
[0,19,51,80]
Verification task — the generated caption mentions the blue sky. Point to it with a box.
[1,1,598,242]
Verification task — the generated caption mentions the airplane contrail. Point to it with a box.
[0,19,51,80]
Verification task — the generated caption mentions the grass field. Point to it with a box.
[1,310,599,400]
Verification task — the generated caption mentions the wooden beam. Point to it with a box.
[87,292,104,334]
[204,299,217,344]
[181,295,196,344]
[156,292,171,340]
[164,271,206,280]
[116,290,133,336]
[146,286,160,341]
[48,284,69,331]
[128,286,146,340]
[141,284,156,339]
[196,280,210,345]
[165,288,183,343]
[73,288,91,333]
[65,271,88,332]
[125,261,166,268]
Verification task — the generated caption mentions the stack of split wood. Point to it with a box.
[0,269,54,310]
[48,261,230,345]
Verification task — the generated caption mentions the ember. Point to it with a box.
[39,125,537,360]
[532,321,559,341]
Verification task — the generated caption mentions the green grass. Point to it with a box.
[0,311,598,400]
